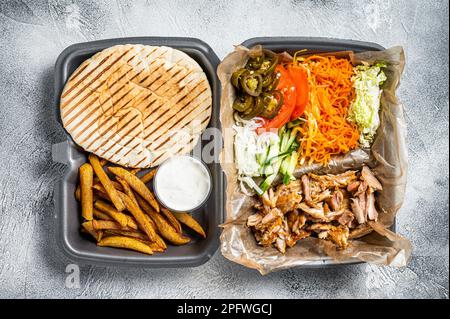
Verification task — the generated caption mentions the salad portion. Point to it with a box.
[233,49,387,195]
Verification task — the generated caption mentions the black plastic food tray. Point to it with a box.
[52,37,223,268]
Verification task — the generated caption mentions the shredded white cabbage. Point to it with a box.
[348,62,387,148]
[233,116,279,195]
[233,124,261,177]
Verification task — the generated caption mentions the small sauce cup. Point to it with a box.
[153,155,212,212]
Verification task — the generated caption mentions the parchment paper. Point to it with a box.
[218,45,411,274]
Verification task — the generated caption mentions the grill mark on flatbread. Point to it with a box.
[98,91,171,157]
[97,115,143,158]
[61,47,134,107]
[92,91,153,156]
[139,76,202,127]
[74,88,153,144]
[95,93,163,156]
[61,49,143,121]
[152,107,211,153]
[84,92,159,151]
[68,54,169,141]
[63,47,116,86]
[144,87,208,141]
[61,53,112,100]
[132,67,189,113]
[119,80,206,159]
[124,92,209,163]
[62,46,164,121]
[126,75,201,136]
[134,60,178,87]
[80,72,194,152]
[130,80,207,146]
[62,47,163,124]
[143,83,208,138]
[93,112,140,154]
[67,62,89,84]
[100,88,209,167]
[84,93,145,150]
[140,60,182,89]
[143,68,184,101]
[76,62,171,145]
[149,96,211,151]
[146,70,195,104]
[71,60,165,133]
[141,69,183,96]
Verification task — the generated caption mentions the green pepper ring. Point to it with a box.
[240,72,263,97]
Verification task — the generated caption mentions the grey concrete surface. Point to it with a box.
[0,0,448,299]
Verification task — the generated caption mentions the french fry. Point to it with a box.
[143,213,167,250]
[161,208,182,234]
[93,208,113,221]
[82,221,102,241]
[92,220,134,231]
[137,239,166,253]
[94,200,128,227]
[136,194,190,245]
[79,163,94,220]
[99,158,108,166]
[93,187,112,202]
[108,167,159,212]
[143,212,157,230]
[139,169,157,184]
[88,154,125,212]
[129,168,141,175]
[150,210,190,245]
[172,212,206,238]
[118,191,157,242]
[75,185,81,201]
[93,180,123,193]
[93,193,137,229]
[116,177,139,207]
[125,215,139,230]
[93,183,108,195]
[97,236,153,255]
[103,229,148,241]
[153,233,167,250]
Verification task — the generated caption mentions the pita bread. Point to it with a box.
[60,44,212,168]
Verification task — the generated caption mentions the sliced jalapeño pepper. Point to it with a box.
[259,91,284,119]
[264,71,281,92]
[233,93,254,113]
[240,72,263,97]
[241,96,265,119]
[258,49,279,75]
[261,71,275,88]
[246,50,265,70]
[231,69,246,89]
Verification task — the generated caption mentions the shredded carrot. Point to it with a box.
[292,54,360,165]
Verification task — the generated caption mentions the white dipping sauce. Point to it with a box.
[154,156,211,211]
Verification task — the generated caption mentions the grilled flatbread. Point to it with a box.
[60,44,212,168]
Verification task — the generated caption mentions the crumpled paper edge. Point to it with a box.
[217,45,411,275]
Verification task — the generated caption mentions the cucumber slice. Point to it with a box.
[279,155,289,176]
[241,176,264,196]
[260,161,282,193]
[286,151,299,182]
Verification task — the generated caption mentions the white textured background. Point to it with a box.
[0,0,448,298]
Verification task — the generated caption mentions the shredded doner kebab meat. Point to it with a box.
[247,166,383,253]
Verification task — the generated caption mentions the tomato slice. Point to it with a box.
[258,65,297,134]
[287,65,309,120]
